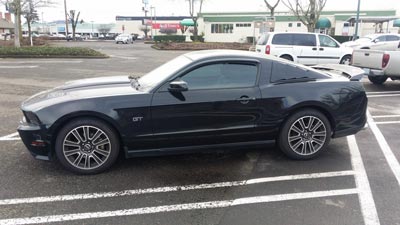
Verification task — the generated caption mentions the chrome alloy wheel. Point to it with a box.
[63,126,111,170]
[287,116,327,156]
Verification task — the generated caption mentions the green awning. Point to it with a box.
[180,19,194,26]
[316,17,331,29]
[394,19,400,27]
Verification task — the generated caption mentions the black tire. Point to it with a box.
[340,55,352,65]
[368,75,388,85]
[278,109,331,160]
[280,55,293,61]
[55,118,120,174]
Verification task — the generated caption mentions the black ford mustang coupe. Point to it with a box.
[18,50,367,174]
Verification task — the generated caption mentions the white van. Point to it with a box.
[255,32,353,65]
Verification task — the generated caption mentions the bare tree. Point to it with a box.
[187,0,204,41]
[68,10,83,40]
[263,0,280,16]
[97,24,112,37]
[139,25,150,38]
[1,0,54,47]
[282,0,327,32]
[22,0,54,46]
[2,0,22,47]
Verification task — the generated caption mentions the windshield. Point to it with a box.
[138,55,192,91]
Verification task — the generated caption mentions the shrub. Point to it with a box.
[190,36,205,42]
[0,46,108,58]
[153,35,185,43]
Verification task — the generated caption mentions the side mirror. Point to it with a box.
[373,39,379,43]
[168,80,188,92]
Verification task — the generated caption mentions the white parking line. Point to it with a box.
[367,112,400,186]
[372,115,400,118]
[367,94,400,98]
[375,121,400,125]
[347,135,380,225]
[0,170,355,206]
[0,60,82,64]
[0,66,38,69]
[366,91,400,94]
[0,189,358,225]
[0,132,20,141]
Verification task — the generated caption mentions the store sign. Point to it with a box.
[152,23,182,29]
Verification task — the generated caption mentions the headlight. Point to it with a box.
[23,111,41,125]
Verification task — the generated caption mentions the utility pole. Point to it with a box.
[353,0,361,40]
[64,0,69,35]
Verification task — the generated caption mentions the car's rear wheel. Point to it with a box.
[368,75,388,85]
[280,55,293,61]
[278,109,331,160]
[55,118,119,174]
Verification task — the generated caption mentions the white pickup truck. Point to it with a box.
[351,42,400,84]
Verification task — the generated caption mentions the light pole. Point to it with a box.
[353,0,361,40]
[64,0,69,35]
[150,6,154,38]
[91,21,94,38]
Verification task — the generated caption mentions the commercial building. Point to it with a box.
[115,16,191,36]
[197,10,399,43]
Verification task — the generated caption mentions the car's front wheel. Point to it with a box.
[278,109,331,160]
[340,55,352,65]
[55,118,120,174]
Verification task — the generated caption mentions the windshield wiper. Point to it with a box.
[128,75,141,90]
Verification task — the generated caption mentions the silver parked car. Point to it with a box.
[342,34,400,50]
[115,34,133,44]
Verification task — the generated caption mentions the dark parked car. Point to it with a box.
[18,50,367,174]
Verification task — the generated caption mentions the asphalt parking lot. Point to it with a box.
[0,41,400,225]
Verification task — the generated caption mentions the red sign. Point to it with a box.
[151,23,182,29]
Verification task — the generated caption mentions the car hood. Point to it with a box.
[22,76,142,111]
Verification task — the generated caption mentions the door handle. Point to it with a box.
[237,96,256,104]
[365,53,370,56]
[312,47,317,51]
[319,48,324,51]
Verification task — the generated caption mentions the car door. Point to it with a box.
[292,34,319,65]
[150,60,262,148]
[317,34,342,64]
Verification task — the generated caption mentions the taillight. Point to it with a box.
[265,45,270,55]
[382,53,390,68]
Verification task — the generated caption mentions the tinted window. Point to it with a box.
[292,34,316,46]
[257,34,270,45]
[272,33,316,46]
[386,35,400,41]
[270,61,324,83]
[318,35,339,47]
[376,36,386,42]
[180,62,258,90]
[272,33,292,45]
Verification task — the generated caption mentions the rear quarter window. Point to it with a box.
[270,61,327,83]
[271,33,292,45]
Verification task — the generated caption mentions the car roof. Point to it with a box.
[183,49,273,61]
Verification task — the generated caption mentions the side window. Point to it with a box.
[272,34,293,45]
[180,62,258,90]
[386,35,400,41]
[318,35,339,48]
[375,36,386,42]
[292,34,316,46]
[270,61,325,83]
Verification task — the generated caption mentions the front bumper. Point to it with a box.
[17,123,52,161]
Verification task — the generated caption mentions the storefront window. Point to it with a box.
[211,24,234,33]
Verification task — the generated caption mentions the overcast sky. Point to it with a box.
[1,0,399,23]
